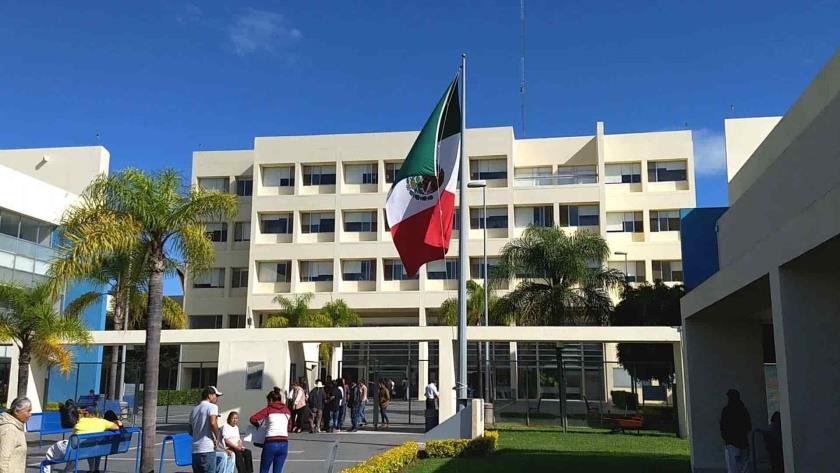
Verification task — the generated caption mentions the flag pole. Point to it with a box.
[457,53,469,409]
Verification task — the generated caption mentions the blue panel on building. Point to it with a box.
[680,207,728,292]
[47,280,107,403]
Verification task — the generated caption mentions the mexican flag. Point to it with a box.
[386,78,462,277]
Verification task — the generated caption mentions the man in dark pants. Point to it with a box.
[720,389,752,473]
[308,380,326,433]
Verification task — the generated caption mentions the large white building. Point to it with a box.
[182,122,696,400]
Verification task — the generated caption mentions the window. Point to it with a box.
[231,268,248,288]
[470,257,501,279]
[300,260,333,282]
[235,178,253,196]
[650,210,681,232]
[343,211,377,232]
[302,165,336,185]
[452,209,460,230]
[608,261,646,283]
[260,214,292,234]
[648,161,687,182]
[246,362,264,390]
[385,162,401,183]
[204,223,228,242]
[301,212,335,233]
[427,259,459,280]
[342,259,376,281]
[193,268,225,288]
[0,210,20,238]
[515,206,553,228]
[258,262,291,283]
[344,163,378,184]
[198,177,229,193]
[383,259,417,281]
[229,314,247,328]
[612,367,632,388]
[558,205,600,227]
[187,367,217,388]
[605,163,642,184]
[234,222,251,241]
[556,165,598,184]
[470,207,508,229]
[470,158,507,180]
[652,260,683,282]
[513,166,552,184]
[606,212,643,233]
[0,208,56,246]
[262,166,294,187]
[189,315,223,329]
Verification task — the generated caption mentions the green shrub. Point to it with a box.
[611,390,639,410]
[343,442,418,473]
[45,402,60,411]
[137,388,202,406]
[426,431,499,458]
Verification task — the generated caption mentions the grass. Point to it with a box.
[406,426,690,473]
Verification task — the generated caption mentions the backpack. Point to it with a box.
[59,399,80,428]
[348,385,361,406]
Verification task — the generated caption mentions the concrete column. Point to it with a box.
[216,339,289,422]
[438,338,456,423]
[418,307,429,401]
[673,340,688,439]
[330,345,342,379]
[683,315,766,473]
[509,342,518,399]
[770,266,840,473]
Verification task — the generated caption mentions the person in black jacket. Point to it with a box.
[720,389,752,473]
[307,381,326,433]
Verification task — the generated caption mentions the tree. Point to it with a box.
[58,169,237,472]
[438,280,511,326]
[612,282,685,383]
[315,299,362,369]
[493,226,624,326]
[0,281,93,397]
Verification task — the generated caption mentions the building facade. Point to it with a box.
[183,122,696,399]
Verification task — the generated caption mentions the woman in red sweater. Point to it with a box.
[250,391,293,473]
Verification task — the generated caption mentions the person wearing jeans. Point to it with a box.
[250,390,293,473]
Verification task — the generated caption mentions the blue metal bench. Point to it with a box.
[26,412,74,447]
[39,427,141,473]
[159,433,192,473]
[77,394,100,410]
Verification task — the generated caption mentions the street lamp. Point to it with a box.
[467,180,490,403]
[614,251,629,284]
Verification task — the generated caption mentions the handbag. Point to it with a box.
[244,421,266,448]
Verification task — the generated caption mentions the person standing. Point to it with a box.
[347,380,362,432]
[720,389,752,473]
[358,380,368,426]
[289,383,306,433]
[0,397,32,473]
[378,380,391,429]
[424,379,439,411]
[190,386,225,473]
[221,412,253,473]
[250,390,293,473]
[308,380,325,433]
[763,411,784,473]
[337,378,347,431]
[330,380,344,432]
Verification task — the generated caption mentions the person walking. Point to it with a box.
[329,380,344,432]
[337,378,347,431]
[221,412,253,473]
[0,397,32,473]
[308,380,325,433]
[720,389,752,473]
[378,380,391,429]
[249,390,293,473]
[424,379,439,411]
[348,380,362,432]
[289,383,307,433]
[189,386,225,473]
[358,380,368,426]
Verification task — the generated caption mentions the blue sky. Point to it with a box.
[1,1,839,294]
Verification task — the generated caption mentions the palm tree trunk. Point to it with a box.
[16,344,31,398]
[108,301,123,400]
[140,254,164,473]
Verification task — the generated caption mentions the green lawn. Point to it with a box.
[407,426,690,473]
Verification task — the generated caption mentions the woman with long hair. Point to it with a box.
[378,380,391,429]
[249,390,292,473]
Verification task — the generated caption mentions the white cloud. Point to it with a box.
[227,8,302,56]
[692,129,726,175]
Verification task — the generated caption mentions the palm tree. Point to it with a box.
[121,290,187,330]
[263,293,318,328]
[0,281,93,397]
[57,169,237,472]
[438,280,511,326]
[493,226,624,326]
[315,299,362,369]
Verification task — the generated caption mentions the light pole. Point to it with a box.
[467,180,490,403]
[615,251,629,284]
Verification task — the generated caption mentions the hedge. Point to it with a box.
[425,431,499,458]
[343,442,419,473]
[136,388,203,406]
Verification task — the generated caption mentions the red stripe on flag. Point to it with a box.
[389,191,456,277]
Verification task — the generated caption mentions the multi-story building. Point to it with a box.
[0,146,110,407]
[184,122,696,399]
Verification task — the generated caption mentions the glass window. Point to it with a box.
[193,268,225,288]
[650,210,681,232]
[514,206,553,228]
[470,158,507,180]
[300,260,333,282]
[262,166,294,187]
[559,205,600,227]
[612,367,633,388]
[18,217,39,243]
[427,259,459,280]
[470,207,508,230]
[37,223,54,246]
[189,315,223,329]
[452,209,460,231]
[470,257,500,279]
[383,259,417,281]
[342,259,376,281]
[260,214,292,234]
[231,268,248,288]
[344,163,378,185]
[648,160,687,182]
[652,260,683,282]
[204,223,227,242]
[608,261,646,283]
[605,163,642,184]
[385,162,401,183]
[0,210,21,238]
[246,362,264,390]
[235,178,253,197]
[258,262,290,283]
[343,211,377,232]
[0,251,14,269]
[234,222,251,241]
[606,212,643,233]
[301,212,335,233]
[556,165,598,184]
[198,177,229,193]
[229,314,247,328]
[302,165,337,186]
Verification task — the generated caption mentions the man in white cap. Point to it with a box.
[307,380,326,433]
[190,386,228,473]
